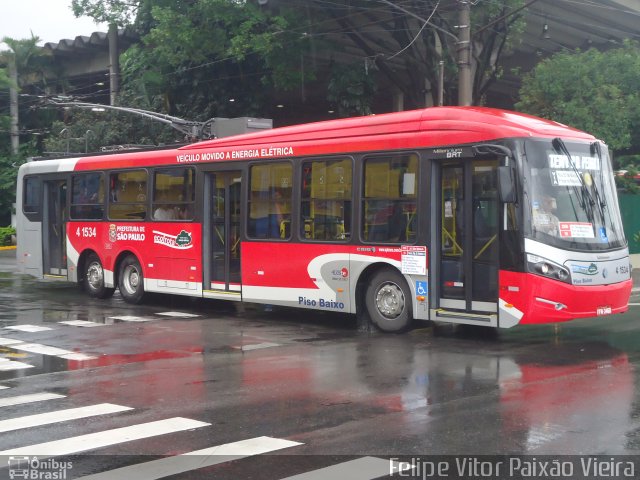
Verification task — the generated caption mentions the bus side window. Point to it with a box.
[362,154,418,243]
[300,157,352,242]
[248,162,292,240]
[23,176,42,215]
[152,167,195,221]
[70,173,104,220]
[108,170,148,220]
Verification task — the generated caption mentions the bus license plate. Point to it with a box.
[596,306,612,316]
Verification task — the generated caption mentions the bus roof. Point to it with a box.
[186,106,595,151]
[24,107,595,173]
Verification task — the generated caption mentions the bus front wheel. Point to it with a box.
[83,253,115,299]
[365,269,413,333]
[118,255,145,304]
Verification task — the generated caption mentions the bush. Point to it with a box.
[0,226,16,246]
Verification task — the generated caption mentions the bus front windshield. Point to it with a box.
[523,138,626,251]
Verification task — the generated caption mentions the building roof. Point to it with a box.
[43,28,138,57]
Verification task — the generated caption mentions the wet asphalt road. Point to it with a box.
[1,248,640,479]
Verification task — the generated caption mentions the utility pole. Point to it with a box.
[457,0,472,106]
[8,58,19,154]
[108,24,120,106]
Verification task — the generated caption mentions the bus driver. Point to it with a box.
[533,195,559,236]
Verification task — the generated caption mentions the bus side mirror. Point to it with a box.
[498,166,516,203]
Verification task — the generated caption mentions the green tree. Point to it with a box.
[516,41,640,154]
[42,108,179,154]
[71,0,138,26]
[0,36,55,225]
[73,0,312,122]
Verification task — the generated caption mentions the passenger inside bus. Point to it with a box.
[532,195,560,236]
[154,204,177,220]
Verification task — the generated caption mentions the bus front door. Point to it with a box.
[434,159,499,326]
[43,179,67,278]
[204,171,242,298]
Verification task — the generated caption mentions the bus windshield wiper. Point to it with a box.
[552,137,596,221]
[590,141,608,221]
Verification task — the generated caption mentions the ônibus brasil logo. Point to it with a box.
[153,230,193,250]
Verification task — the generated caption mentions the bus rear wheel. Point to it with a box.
[365,269,413,333]
[83,253,115,299]
[118,255,145,304]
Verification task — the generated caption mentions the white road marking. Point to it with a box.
[0,359,34,371]
[5,325,53,333]
[58,320,106,328]
[0,385,9,390]
[279,457,413,480]
[77,436,302,480]
[155,311,200,318]
[59,353,98,361]
[10,343,97,360]
[107,316,152,322]
[0,393,65,408]
[0,417,210,457]
[233,342,281,351]
[0,403,133,433]
[0,337,24,346]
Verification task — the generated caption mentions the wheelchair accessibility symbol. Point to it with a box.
[416,281,428,296]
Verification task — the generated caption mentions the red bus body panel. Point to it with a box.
[499,270,631,324]
[68,221,202,285]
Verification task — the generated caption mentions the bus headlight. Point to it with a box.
[526,254,572,284]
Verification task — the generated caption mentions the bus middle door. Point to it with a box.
[204,171,242,299]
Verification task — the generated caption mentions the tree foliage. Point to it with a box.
[73,0,312,122]
[43,109,180,155]
[69,0,528,121]
[0,36,57,225]
[71,0,138,26]
[516,41,640,154]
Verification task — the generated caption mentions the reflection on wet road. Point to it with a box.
[1,252,640,478]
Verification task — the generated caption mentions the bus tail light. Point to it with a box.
[526,254,571,284]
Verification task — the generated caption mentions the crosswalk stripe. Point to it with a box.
[0,359,34,371]
[5,325,53,332]
[0,393,65,408]
[107,316,152,322]
[0,385,9,390]
[58,321,106,328]
[278,457,412,480]
[233,342,281,351]
[0,403,133,433]
[77,436,302,480]
[9,342,97,361]
[0,337,24,346]
[155,311,200,318]
[0,417,211,457]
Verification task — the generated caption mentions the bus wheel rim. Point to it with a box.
[87,262,104,290]
[375,282,404,319]
[124,265,140,293]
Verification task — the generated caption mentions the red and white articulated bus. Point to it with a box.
[15,107,632,332]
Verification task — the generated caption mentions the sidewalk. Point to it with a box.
[0,246,17,273]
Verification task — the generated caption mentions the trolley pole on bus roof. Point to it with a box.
[44,98,216,141]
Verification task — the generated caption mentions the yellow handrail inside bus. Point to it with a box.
[474,234,497,260]
[442,228,463,254]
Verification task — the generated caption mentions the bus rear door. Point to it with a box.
[433,159,499,326]
[204,171,243,300]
